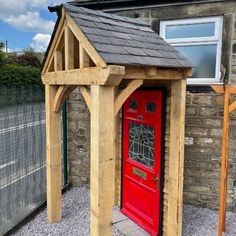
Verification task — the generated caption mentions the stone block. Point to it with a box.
[192,94,213,105]
[200,194,218,202]
[214,95,224,105]
[186,117,205,126]
[185,127,209,137]
[206,119,222,127]
[184,185,210,193]
[232,65,236,74]
[210,128,222,137]
[114,218,140,234]
[186,105,198,115]
[185,137,194,145]
[183,192,199,201]
[186,93,192,104]
[195,137,214,146]
[206,178,220,187]
[199,106,218,117]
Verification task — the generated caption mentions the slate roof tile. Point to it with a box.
[63,4,192,68]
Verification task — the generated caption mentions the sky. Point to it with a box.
[0,0,68,52]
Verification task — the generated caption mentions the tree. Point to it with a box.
[0,41,6,66]
[8,47,41,68]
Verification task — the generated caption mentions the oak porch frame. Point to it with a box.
[211,86,236,236]
[43,69,188,236]
[42,9,191,235]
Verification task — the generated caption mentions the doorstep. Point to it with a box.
[112,207,150,236]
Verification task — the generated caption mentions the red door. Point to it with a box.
[121,90,164,236]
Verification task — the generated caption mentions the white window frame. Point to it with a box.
[160,16,223,85]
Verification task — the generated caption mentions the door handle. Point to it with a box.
[151,176,159,189]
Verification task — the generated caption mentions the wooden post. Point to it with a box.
[218,89,230,236]
[167,80,186,236]
[45,84,62,223]
[90,85,115,236]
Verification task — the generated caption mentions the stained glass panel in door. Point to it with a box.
[129,122,155,168]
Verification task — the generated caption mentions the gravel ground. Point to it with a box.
[13,187,236,236]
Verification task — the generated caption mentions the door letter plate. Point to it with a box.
[133,167,147,180]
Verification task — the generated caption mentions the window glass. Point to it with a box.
[129,100,137,110]
[146,102,156,112]
[166,22,215,39]
[175,45,217,78]
[160,17,222,84]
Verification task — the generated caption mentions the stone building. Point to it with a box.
[67,0,236,212]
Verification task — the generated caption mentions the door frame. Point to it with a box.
[121,87,167,235]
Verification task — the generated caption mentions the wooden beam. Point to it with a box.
[79,43,90,69]
[212,85,236,94]
[212,86,224,94]
[45,84,62,223]
[65,25,74,70]
[79,86,92,113]
[229,100,236,113]
[145,67,156,76]
[42,65,124,85]
[167,80,186,236]
[42,9,66,74]
[90,85,115,236]
[114,80,143,115]
[123,66,187,80]
[66,13,107,68]
[218,90,230,236]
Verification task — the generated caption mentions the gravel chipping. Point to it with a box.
[13,187,236,236]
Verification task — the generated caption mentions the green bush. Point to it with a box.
[0,64,42,85]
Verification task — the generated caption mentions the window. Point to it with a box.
[160,17,223,85]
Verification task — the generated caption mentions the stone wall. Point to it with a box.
[184,92,236,211]
[67,88,90,186]
[67,1,236,212]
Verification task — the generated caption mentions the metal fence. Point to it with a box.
[0,86,67,235]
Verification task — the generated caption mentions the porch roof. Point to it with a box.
[48,3,192,69]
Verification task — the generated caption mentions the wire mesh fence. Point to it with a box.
[0,86,49,235]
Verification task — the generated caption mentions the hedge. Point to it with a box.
[0,64,42,85]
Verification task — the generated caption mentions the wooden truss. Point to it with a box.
[212,86,236,236]
[42,8,191,236]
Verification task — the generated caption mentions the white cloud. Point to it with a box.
[0,0,67,33]
[30,33,51,52]
[0,0,67,18]
[4,12,54,34]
